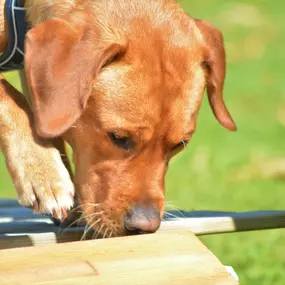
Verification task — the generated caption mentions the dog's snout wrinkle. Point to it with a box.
[124,205,161,234]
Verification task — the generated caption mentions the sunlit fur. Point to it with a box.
[0,0,234,237]
[57,1,207,237]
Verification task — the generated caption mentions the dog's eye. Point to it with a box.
[171,140,188,151]
[108,132,134,151]
[166,140,189,161]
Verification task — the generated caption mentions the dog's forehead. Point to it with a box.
[90,19,205,135]
[91,54,205,137]
[92,65,163,130]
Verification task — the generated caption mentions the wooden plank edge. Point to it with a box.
[0,231,238,285]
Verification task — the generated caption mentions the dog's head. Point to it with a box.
[25,2,236,236]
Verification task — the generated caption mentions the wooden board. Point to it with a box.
[0,231,238,285]
[1,199,285,250]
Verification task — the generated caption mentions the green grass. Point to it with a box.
[1,1,285,284]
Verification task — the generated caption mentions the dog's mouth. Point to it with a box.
[58,202,163,239]
[57,203,125,238]
[84,209,122,239]
[74,203,122,238]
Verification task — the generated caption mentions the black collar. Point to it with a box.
[0,0,28,71]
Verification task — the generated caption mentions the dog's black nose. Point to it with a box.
[124,205,161,235]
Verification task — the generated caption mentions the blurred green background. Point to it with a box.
[1,0,285,284]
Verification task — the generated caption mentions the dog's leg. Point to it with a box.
[50,137,83,226]
[0,75,74,219]
[52,137,73,179]
[19,70,79,224]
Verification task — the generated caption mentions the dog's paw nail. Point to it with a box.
[33,201,39,213]
[52,208,68,221]
[61,208,68,219]
[52,209,62,221]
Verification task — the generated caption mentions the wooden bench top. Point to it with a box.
[2,199,285,284]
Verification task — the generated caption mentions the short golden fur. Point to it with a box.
[0,0,236,237]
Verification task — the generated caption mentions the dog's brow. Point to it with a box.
[102,124,149,131]
[101,124,151,136]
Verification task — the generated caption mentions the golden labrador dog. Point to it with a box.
[0,0,236,237]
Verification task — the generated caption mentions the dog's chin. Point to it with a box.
[84,219,127,239]
[80,207,124,239]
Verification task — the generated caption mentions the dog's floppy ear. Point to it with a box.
[25,10,124,138]
[195,19,236,131]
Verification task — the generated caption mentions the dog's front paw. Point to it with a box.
[5,137,74,219]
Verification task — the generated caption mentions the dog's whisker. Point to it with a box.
[169,209,184,217]
[84,210,104,218]
[165,200,176,207]
[71,203,101,210]
[94,224,105,239]
[76,210,104,217]
[71,203,101,212]
[85,213,104,223]
[81,218,102,241]
[164,201,184,217]
[66,205,84,214]
[168,209,184,217]
[81,203,101,207]
[164,211,180,219]
[60,214,86,231]
[83,212,104,224]
[165,201,180,210]
[81,223,91,241]
[59,210,105,238]
[102,227,110,239]
[164,211,175,217]
[57,211,85,234]
[60,210,104,235]
[91,229,97,240]
[67,204,101,218]
[92,226,103,240]
[94,232,100,240]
